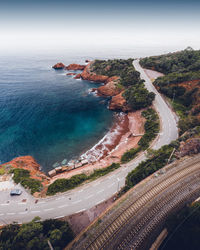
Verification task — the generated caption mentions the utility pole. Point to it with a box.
[47,240,54,250]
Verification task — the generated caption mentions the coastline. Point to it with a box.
[50,110,145,182]
[0,59,145,195]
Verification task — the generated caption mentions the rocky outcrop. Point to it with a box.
[80,62,109,83]
[67,73,76,76]
[177,138,200,157]
[66,64,86,70]
[52,62,66,69]
[97,76,122,96]
[74,73,81,79]
[109,92,130,112]
[2,156,49,185]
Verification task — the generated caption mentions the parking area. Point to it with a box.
[0,180,33,205]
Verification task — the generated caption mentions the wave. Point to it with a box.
[80,112,129,163]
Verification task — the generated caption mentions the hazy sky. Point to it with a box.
[1,0,200,53]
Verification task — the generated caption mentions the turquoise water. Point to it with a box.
[0,55,114,172]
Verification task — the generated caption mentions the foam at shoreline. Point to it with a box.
[80,112,129,163]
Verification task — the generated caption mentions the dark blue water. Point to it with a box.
[0,55,114,172]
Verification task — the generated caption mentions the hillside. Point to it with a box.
[141,48,200,135]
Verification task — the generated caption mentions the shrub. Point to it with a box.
[47,163,121,195]
[121,147,141,163]
[0,218,74,249]
[138,108,159,149]
[89,163,121,180]
[125,145,174,189]
[0,168,5,175]
[123,84,155,110]
[47,174,88,195]
[10,168,42,194]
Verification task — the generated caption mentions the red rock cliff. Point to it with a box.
[97,76,122,96]
[2,156,49,185]
[66,64,86,70]
[109,92,130,112]
[80,62,109,83]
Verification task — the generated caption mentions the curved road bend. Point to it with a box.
[0,60,178,225]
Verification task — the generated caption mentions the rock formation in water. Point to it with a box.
[66,64,86,70]
[52,62,66,69]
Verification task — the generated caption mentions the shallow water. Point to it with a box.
[0,55,114,172]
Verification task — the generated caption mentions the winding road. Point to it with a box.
[0,60,178,225]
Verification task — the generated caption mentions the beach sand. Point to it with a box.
[50,110,145,183]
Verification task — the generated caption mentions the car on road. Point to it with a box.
[10,189,22,196]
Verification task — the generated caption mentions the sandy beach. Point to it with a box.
[51,110,145,183]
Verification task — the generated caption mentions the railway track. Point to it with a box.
[118,173,200,249]
[73,156,200,250]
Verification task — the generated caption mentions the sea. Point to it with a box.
[0,46,179,172]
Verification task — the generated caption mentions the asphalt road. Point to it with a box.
[0,60,178,225]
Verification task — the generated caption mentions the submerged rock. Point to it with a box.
[61,159,68,165]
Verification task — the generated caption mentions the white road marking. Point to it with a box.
[55,197,62,201]
[72,200,81,204]
[97,189,104,194]
[1,203,9,206]
[31,210,40,213]
[85,194,94,199]
[58,204,68,208]
[18,202,26,205]
[19,211,28,215]
[7,213,15,215]
[44,208,55,212]
[39,201,45,204]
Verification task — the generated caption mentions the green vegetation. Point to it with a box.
[47,174,88,195]
[121,108,159,163]
[140,47,200,74]
[125,144,175,189]
[91,58,141,87]
[123,84,155,110]
[47,163,120,195]
[161,202,200,250]
[10,168,42,194]
[0,167,5,175]
[0,217,74,250]
[91,59,133,77]
[141,48,200,135]
[154,71,200,87]
[138,108,159,149]
[89,163,120,180]
[121,147,141,163]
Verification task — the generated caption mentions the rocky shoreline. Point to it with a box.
[0,60,143,196]
[53,61,130,111]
